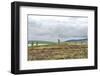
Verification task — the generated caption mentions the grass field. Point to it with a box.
[28,41,88,61]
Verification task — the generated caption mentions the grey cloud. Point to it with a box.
[28,15,88,41]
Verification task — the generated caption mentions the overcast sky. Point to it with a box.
[28,15,88,42]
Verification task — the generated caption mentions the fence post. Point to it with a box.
[58,39,60,45]
[36,41,38,46]
[31,41,34,49]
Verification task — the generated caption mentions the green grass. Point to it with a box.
[28,40,57,45]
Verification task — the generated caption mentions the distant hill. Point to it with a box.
[65,38,88,42]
